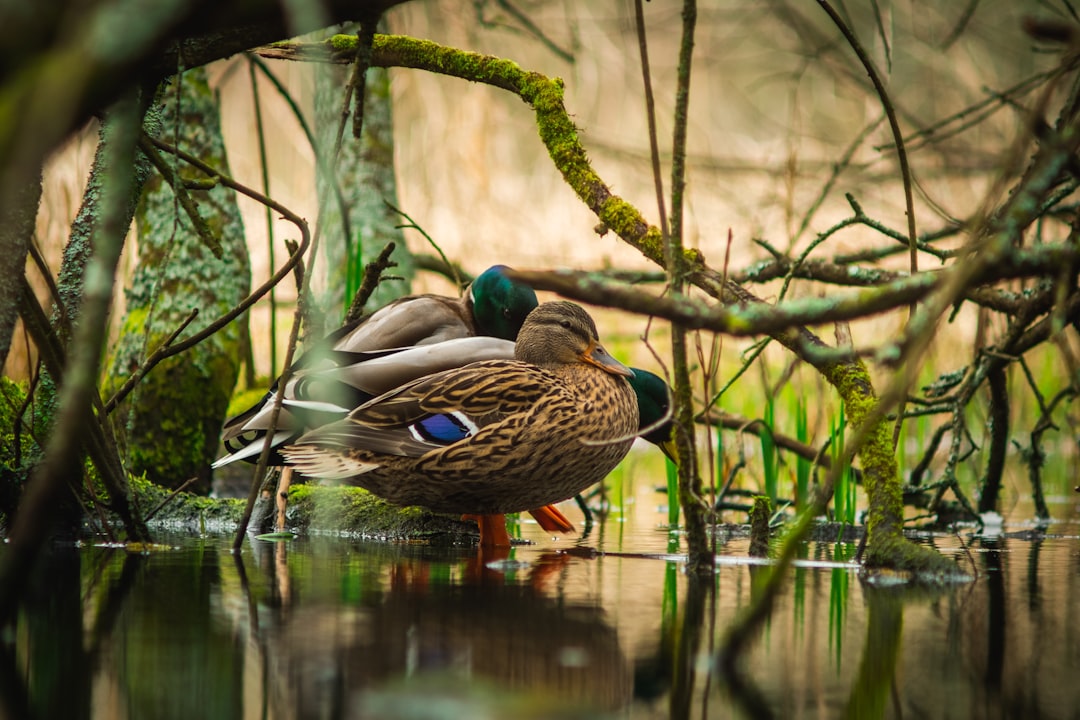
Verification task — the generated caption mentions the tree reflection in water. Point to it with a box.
[2,527,1079,719]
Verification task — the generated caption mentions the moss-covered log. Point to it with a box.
[133,480,485,544]
[104,67,250,492]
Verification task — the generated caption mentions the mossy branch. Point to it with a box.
[257,32,1071,577]
[258,33,703,271]
[506,255,1080,340]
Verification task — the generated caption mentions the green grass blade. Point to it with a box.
[795,398,810,510]
[665,457,680,528]
[762,397,778,504]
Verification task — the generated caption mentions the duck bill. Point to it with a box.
[657,437,679,464]
[583,340,635,378]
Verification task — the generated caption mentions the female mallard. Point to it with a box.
[279,301,641,547]
[216,265,538,464]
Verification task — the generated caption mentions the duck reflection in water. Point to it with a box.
[243,542,632,717]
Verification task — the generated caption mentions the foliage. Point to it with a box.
[794,399,810,511]
[0,378,38,522]
[0,378,38,468]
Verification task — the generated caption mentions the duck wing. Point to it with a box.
[217,339,514,468]
[331,295,473,352]
[308,337,515,400]
[280,360,560,477]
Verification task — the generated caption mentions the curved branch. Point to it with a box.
[817,0,918,280]
[99,133,311,420]
[140,134,310,361]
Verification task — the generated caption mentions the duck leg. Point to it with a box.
[275,467,293,532]
[462,513,512,548]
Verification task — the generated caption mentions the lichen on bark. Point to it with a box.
[103,67,250,492]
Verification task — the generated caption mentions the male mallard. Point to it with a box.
[628,368,677,461]
[325,263,540,349]
[279,301,641,547]
[216,265,538,465]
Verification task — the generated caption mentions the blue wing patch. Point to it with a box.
[410,412,478,445]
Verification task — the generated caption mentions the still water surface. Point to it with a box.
[4,481,1080,719]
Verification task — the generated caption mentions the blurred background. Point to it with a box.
[8,0,1068,467]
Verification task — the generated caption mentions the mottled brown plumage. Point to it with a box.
[215,265,537,466]
[280,301,640,517]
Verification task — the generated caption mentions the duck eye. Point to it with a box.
[559,319,573,330]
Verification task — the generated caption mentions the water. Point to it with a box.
[3,476,1080,719]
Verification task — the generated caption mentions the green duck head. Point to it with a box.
[627,368,678,463]
[469,265,539,341]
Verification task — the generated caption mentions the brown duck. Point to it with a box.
[279,301,640,546]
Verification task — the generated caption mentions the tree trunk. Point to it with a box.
[315,21,412,320]
[103,67,250,492]
[0,179,41,373]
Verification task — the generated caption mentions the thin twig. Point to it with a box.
[483,0,575,64]
[817,0,919,450]
[249,57,278,374]
[344,241,398,324]
[144,475,200,523]
[387,202,461,291]
[103,309,199,413]
[634,0,669,241]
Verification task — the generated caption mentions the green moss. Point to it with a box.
[824,358,877,424]
[822,358,936,570]
[226,387,268,418]
[748,495,772,558]
[117,350,238,490]
[598,197,654,252]
[116,478,483,543]
[328,33,356,55]
[129,475,246,530]
[861,534,960,577]
[286,485,479,542]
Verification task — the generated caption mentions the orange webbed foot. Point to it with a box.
[528,504,575,534]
